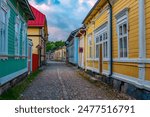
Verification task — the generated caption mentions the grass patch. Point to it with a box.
[0,70,41,100]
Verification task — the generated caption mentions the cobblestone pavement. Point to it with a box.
[21,61,132,100]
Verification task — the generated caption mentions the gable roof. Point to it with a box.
[28,5,46,27]
[66,28,81,42]
[82,0,107,24]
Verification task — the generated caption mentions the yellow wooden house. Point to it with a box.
[28,5,48,72]
[52,46,66,62]
[83,0,150,99]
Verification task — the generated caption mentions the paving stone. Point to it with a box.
[21,61,133,100]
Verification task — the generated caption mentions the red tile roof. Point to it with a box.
[28,5,46,27]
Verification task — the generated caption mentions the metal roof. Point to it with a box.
[28,5,46,27]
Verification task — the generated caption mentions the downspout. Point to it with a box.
[106,0,113,77]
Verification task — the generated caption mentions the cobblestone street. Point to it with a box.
[21,61,131,100]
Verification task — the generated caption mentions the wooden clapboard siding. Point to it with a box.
[111,0,139,78]
[145,64,150,81]
[112,0,139,59]
[0,58,27,78]
[95,9,108,29]
[28,36,40,55]
[103,62,108,71]
[113,62,139,78]
[0,0,29,79]
[94,61,99,69]
[28,28,41,36]
[146,0,150,58]
[86,3,109,72]
[87,60,93,67]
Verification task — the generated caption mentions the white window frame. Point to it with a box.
[0,0,9,57]
[41,27,44,38]
[22,23,27,57]
[15,15,21,56]
[116,8,129,59]
[94,26,108,61]
[87,34,92,59]
[103,32,108,59]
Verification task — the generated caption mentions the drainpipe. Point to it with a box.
[106,0,113,77]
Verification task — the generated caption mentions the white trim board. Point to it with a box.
[102,70,109,76]
[0,68,28,85]
[113,58,150,64]
[112,72,150,91]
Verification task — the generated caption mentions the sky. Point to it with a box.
[29,0,97,42]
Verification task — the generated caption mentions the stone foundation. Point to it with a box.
[84,70,150,100]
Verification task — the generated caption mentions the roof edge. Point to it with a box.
[82,0,101,24]
[25,0,35,20]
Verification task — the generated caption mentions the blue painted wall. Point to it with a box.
[74,37,79,64]
[67,37,79,65]
[0,1,30,85]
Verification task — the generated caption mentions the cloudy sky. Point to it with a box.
[29,0,97,41]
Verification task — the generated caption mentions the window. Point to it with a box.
[15,16,21,56]
[96,44,99,58]
[22,23,27,56]
[116,8,128,58]
[103,32,108,58]
[117,20,128,58]
[95,30,108,59]
[88,35,92,58]
[0,0,9,55]
[41,28,44,38]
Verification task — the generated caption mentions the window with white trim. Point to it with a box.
[22,23,27,56]
[116,8,128,58]
[41,27,44,38]
[88,35,92,58]
[0,0,9,55]
[15,16,21,56]
[95,27,108,59]
[103,32,108,58]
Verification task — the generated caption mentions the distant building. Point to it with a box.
[28,39,33,74]
[0,0,34,94]
[28,5,48,72]
[50,46,66,62]
[76,27,86,69]
[66,29,80,65]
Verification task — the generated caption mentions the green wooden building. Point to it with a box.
[0,0,34,94]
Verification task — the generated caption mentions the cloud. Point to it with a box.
[29,0,97,41]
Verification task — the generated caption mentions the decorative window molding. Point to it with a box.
[41,27,44,38]
[87,34,92,59]
[0,0,10,59]
[94,23,108,60]
[14,15,21,57]
[116,8,129,59]
[22,23,27,57]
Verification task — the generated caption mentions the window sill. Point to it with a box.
[94,59,99,61]
[15,57,20,60]
[0,57,8,60]
[0,55,27,59]
[103,58,109,61]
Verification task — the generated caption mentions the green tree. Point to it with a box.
[46,40,65,52]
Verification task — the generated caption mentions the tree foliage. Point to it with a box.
[46,40,65,52]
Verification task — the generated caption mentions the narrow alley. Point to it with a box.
[21,62,131,100]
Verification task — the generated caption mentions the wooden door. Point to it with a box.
[99,44,103,74]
